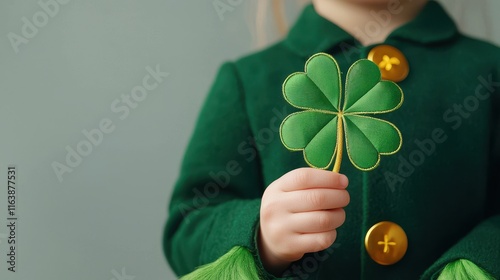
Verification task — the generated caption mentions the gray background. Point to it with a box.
[0,1,498,279]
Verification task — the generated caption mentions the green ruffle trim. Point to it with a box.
[180,246,260,280]
[437,259,495,280]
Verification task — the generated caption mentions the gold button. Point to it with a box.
[367,45,409,82]
[365,221,408,265]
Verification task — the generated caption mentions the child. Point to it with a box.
[164,0,500,279]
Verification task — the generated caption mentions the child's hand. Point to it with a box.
[258,168,350,275]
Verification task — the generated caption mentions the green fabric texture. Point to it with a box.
[437,259,495,280]
[280,54,403,171]
[163,62,264,275]
[423,216,500,279]
[164,1,500,279]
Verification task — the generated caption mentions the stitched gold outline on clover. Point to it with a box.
[279,53,404,172]
[279,112,338,170]
[343,115,403,171]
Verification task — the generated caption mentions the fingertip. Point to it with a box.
[339,174,349,188]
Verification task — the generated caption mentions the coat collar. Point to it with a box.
[284,1,459,57]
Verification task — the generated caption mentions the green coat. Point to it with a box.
[164,1,500,279]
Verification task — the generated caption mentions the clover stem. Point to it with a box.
[333,115,344,173]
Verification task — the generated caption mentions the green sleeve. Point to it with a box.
[422,63,500,280]
[163,62,265,276]
[422,216,500,279]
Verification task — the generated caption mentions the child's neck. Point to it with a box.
[312,0,428,46]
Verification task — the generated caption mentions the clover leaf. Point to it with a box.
[280,53,403,172]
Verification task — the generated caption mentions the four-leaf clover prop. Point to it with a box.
[279,53,404,172]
